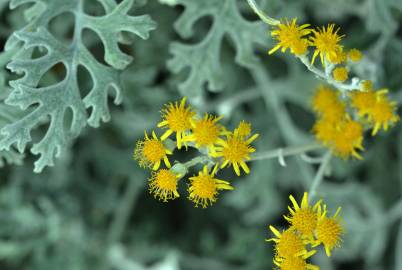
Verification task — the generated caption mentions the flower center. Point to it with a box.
[143,140,166,162]
[193,120,219,146]
[165,107,192,132]
[154,170,177,191]
[222,137,249,162]
[316,218,342,248]
[280,256,307,270]
[276,230,304,258]
[290,208,318,236]
[190,175,216,199]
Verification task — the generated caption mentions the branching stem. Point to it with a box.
[309,150,332,201]
[245,0,280,26]
[249,143,323,161]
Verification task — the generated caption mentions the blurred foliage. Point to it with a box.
[0,0,401,269]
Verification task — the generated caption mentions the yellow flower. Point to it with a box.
[184,114,225,155]
[188,165,233,208]
[332,67,348,82]
[274,254,319,270]
[134,130,172,170]
[149,169,180,201]
[214,130,259,176]
[310,24,344,65]
[348,48,362,62]
[350,89,399,135]
[332,118,364,159]
[350,89,377,114]
[269,18,311,56]
[268,226,308,259]
[234,120,252,138]
[315,205,343,257]
[285,192,321,239]
[370,96,399,135]
[158,97,196,149]
[313,118,338,146]
[311,85,346,122]
[361,80,373,91]
[327,48,347,64]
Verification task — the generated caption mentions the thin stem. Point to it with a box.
[107,179,140,244]
[298,55,360,93]
[246,0,280,26]
[250,143,323,161]
[308,150,332,201]
[183,156,211,168]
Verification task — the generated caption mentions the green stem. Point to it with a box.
[107,179,140,244]
[170,155,213,177]
[308,150,332,201]
[298,55,360,93]
[249,143,323,162]
[245,0,280,26]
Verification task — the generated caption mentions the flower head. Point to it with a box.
[315,205,344,257]
[268,226,307,259]
[310,24,344,65]
[234,120,252,138]
[269,18,311,56]
[370,97,399,135]
[185,114,225,155]
[350,89,377,114]
[348,48,362,62]
[311,85,346,122]
[188,165,233,208]
[332,118,364,159]
[332,67,348,82]
[149,169,180,201]
[134,131,172,170]
[274,254,319,270]
[215,129,259,176]
[158,97,196,149]
[285,192,321,239]
[350,89,399,135]
[327,48,347,64]
[313,118,338,145]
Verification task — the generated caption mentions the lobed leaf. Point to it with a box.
[167,0,268,97]
[1,0,156,172]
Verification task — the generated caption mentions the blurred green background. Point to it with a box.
[0,0,402,269]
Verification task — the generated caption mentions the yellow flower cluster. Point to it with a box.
[269,18,371,89]
[312,85,399,159]
[133,97,259,207]
[268,193,343,270]
[269,18,359,66]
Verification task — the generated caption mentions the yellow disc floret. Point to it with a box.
[149,169,180,202]
[369,94,399,135]
[188,165,233,208]
[332,118,364,159]
[215,130,259,176]
[311,85,346,122]
[310,24,344,65]
[235,120,252,138]
[350,89,399,135]
[158,97,195,149]
[315,206,343,257]
[185,114,224,154]
[285,193,321,239]
[134,130,172,170]
[348,48,362,62]
[269,18,311,56]
[276,255,319,270]
[313,118,338,146]
[268,226,307,259]
[332,67,348,82]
